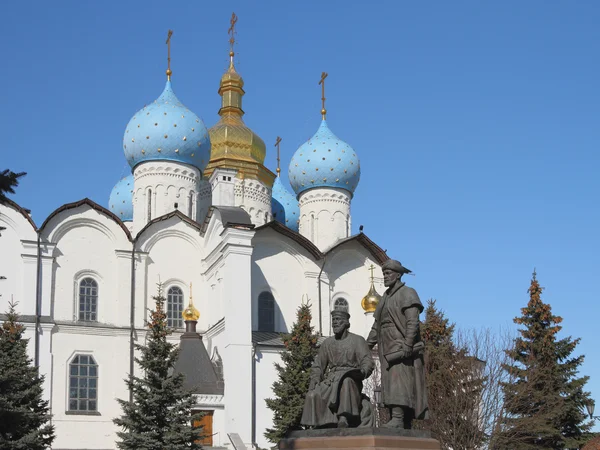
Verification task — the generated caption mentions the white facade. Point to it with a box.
[298,187,351,251]
[0,190,387,449]
[133,160,202,233]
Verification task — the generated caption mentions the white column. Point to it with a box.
[220,227,254,446]
[364,311,375,338]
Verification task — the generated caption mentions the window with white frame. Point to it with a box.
[68,354,98,413]
[333,297,349,313]
[79,278,98,321]
[258,291,275,332]
[167,286,184,328]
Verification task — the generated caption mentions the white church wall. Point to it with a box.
[42,206,131,327]
[254,347,283,450]
[136,218,206,330]
[50,326,130,450]
[0,204,38,315]
[324,243,385,336]
[251,229,320,333]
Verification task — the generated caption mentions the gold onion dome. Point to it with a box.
[204,33,274,187]
[182,297,200,322]
[361,281,382,313]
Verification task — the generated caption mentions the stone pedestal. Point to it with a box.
[278,428,440,450]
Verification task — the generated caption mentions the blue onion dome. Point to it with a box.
[288,120,360,197]
[272,177,300,231]
[108,174,134,221]
[123,80,211,171]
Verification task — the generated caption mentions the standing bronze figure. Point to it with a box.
[367,259,428,429]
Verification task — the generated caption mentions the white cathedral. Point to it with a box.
[0,26,390,450]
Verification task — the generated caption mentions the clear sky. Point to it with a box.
[1,0,599,423]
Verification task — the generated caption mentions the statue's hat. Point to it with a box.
[382,259,412,275]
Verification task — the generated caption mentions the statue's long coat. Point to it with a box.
[301,332,374,427]
[367,281,428,419]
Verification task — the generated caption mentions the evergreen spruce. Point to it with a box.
[0,301,54,449]
[498,271,591,449]
[0,169,26,205]
[265,302,319,443]
[113,285,203,450]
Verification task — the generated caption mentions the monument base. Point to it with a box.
[278,428,440,450]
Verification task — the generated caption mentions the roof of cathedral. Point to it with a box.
[136,209,204,240]
[288,119,360,197]
[123,80,211,171]
[199,205,254,235]
[40,198,133,241]
[2,198,37,230]
[271,177,300,231]
[108,175,133,222]
[254,221,389,264]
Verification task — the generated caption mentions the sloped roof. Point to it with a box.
[254,220,389,265]
[40,198,132,241]
[254,220,322,259]
[324,233,389,264]
[2,198,37,231]
[583,436,600,450]
[135,209,203,241]
[173,331,224,395]
[200,205,254,236]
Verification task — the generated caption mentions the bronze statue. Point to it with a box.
[367,259,428,429]
[301,310,374,428]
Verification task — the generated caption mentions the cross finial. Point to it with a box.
[228,12,238,61]
[369,264,376,282]
[274,136,282,176]
[319,72,328,119]
[166,30,173,80]
[189,282,193,301]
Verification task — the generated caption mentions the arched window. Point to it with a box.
[79,278,98,321]
[258,291,275,332]
[167,286,184,328]
[68,354,98,412]
[333,297,349,313]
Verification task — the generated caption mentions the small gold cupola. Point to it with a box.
[182,283,200,322]
[361,265,382,313]
[204,13,275,187]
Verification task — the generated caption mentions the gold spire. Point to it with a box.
[204,13,275,187]
[182,282,200,321]
[275,136,282,176]
[166,30,173,80]
[361,264,382,313]
[319,72,328,119]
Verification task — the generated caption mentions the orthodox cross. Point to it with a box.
[228,12,238,57]
[166,29,173,80]
[368,264,376,282]
[274,136,282,176]
[189,282,193,300]
[319,72,328,119]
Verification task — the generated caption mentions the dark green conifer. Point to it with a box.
[497,271,592,449]
[265,302,319,443]
[114,285,203,450]
[0,302,54,449]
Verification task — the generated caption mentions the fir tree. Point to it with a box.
[0,301,54,449]
[113,285,203,450]
[265,302,319,443]
[497,271,591,449]
[0,169,26,205]
[420,299,487,449]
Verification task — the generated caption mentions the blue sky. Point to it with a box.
[1,1,599,422]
